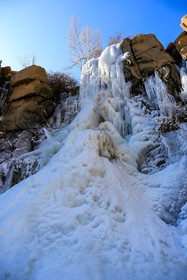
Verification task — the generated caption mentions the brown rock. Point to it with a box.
[120,34,182,100]
[131,34,175,75]
[1,67,11,76]
[0,97,54,131]
[120,38,142,80]
[180,15,187,32]
[180,46,187,60]
[174,32,187,61]
[0,65,55,131]
[11,65,49,87]
[9,80,53,102]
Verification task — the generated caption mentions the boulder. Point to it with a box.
[131,34,175,76]
[120,34,181,99]
[0,65,54,131]
[166,43,182,65]
[181,14,187,32]
[0,97,54,131]
[9,80,53,102]
[11,65,49,87]
[174,32,187,61]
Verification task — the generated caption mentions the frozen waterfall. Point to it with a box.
[0,44,187,280]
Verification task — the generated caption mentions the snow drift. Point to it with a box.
[0,44,187,280]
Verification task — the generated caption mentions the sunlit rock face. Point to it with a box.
[1,65,54,132]
[181,14,187,32]
[120,34,182,100]
[0,43,187,280]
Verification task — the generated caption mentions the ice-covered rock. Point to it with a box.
[0,43,187,280]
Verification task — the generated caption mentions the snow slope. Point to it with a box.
[0,44,187,280]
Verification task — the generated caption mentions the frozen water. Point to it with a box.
[0,45,187,280]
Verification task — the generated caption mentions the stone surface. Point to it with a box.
[180,14,187,32]
[120,34,181,99]
[11,65,49,87]
[174,32,187,61]
[131,34,175,76]
[0,65,54,131]
[0,97,54,131]
[12,130,33,157]
[120,38,142,80]
[166,43,182,65]
[9,79,53,101]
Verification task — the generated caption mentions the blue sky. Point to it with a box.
[0,0,186,80]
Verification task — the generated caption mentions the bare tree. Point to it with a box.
[108,32,122,46]
[19,54,37,68]
[108,32,133,46]
[68,16,102,70]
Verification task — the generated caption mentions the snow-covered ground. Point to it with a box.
[0,44,187,280]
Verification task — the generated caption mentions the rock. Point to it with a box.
[120,38,142,80]
[1,66,11,76]
[120,34,181,99]
[156,63,182,101]
[181,14,187,32]
[166,43,182,65]
[12,130,33,157]
[11,65,49,87]
[9,79,53,102]
[174,32,187,61]
[131,34,175,76]
[0,65,55,131]
[0,97,54,131]
[137,142,167,174]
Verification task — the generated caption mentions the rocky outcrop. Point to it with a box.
[0,65,54,132]
[0,65,54,191]
[131,34,175,75]
[173,32,187,61]
[0,64,80,193]
[181,14,187,32]
[120,34,182,99]
[166,42,182,65]
[10,65,49,87]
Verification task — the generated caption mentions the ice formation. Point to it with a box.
[0,44,187,280]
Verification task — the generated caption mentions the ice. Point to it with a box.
[144,72,176,117]
[180,62,187,102]
[0,44,187,280]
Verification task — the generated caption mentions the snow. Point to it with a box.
[0,44,187,280]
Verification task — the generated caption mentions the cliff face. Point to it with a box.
[0,65,79,191]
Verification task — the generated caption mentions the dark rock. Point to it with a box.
[166,43,182,65]
[137,142,167,174]
[156,63,182,101]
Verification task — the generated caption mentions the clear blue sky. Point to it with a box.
[0,0,186,80]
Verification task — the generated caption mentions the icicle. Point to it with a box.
[180,62,187,102]
[144,71,176,117]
